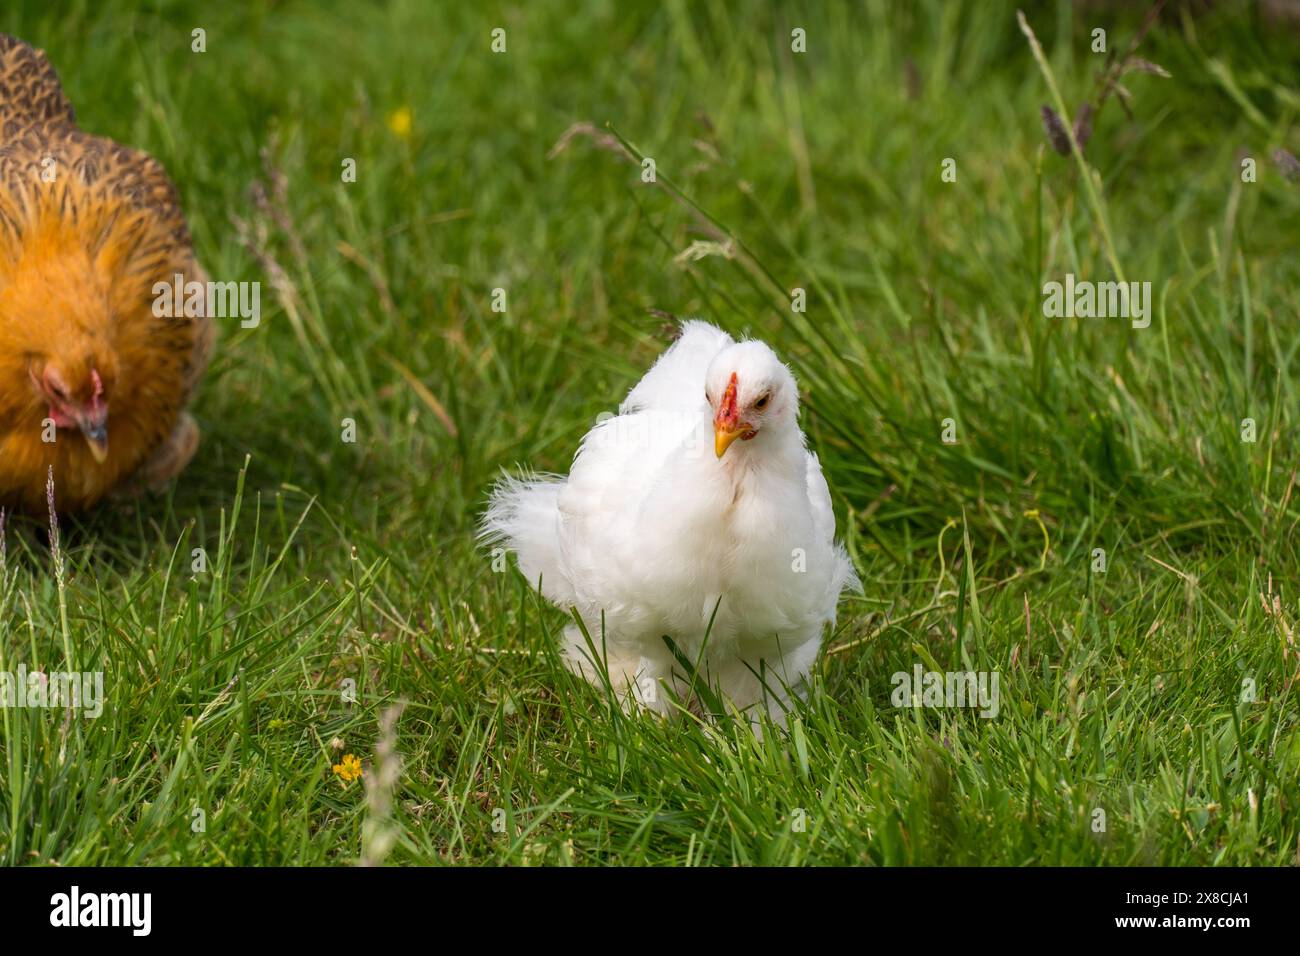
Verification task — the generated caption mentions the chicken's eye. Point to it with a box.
[754,393,770,410]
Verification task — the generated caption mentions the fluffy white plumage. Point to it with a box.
[482,320,858,724]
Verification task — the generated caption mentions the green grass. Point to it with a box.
[2,0,1299,865]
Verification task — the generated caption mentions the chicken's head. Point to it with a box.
[32,361,111,462]
[704,341,799,458]
[1,234,121,465]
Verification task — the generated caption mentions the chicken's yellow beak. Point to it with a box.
[80,421,109,463]
[714,424,747,459]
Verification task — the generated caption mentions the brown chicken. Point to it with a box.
[0,34,213,512]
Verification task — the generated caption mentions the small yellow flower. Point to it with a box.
[386,106,413,140]
[332,753,363,785]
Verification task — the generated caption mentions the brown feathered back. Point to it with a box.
[0,34,75,133]
[0,34,213,512]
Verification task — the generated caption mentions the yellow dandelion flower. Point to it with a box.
[332,753,363,785]
[386,106,413,140]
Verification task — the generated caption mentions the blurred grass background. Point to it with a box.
[1,0,1298,864]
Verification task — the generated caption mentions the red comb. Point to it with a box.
[719,372,739,424]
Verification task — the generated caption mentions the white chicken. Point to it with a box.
[482,320,858,725]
